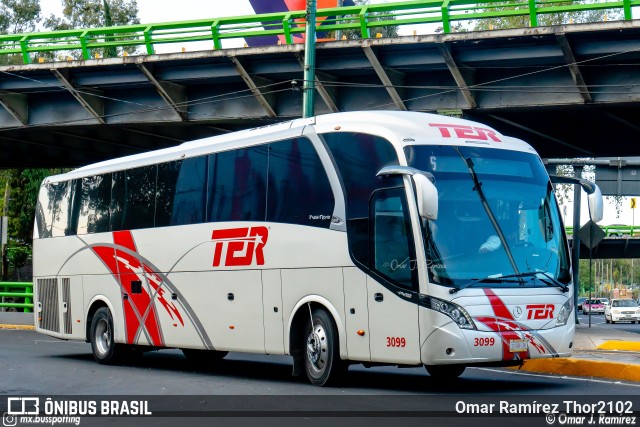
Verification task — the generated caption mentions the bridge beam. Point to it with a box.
[0,90,28,125]
[362,45,407,111]
[556,33,592,104]
[229,56,277,118]
[313,70,340,113]
[137,64,188,121]
[51,69,105,125]
[295,54,339,113]
[437,43,477,109]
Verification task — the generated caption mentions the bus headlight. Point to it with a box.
[556,297,573,326]
[423,296,477,330]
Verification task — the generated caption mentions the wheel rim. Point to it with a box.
[306,322,328,377]
[95,318,112,357]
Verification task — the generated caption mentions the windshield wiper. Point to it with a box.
[449,275,526,294]
[534,271,569,293]
[496,271,568,292]
[450,271,569,294]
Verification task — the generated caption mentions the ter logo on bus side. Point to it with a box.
[429,123,502,142]
[212,227,269,267]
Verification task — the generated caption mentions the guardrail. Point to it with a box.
[1,0,638,64]
[0,282,33,312]
[565,225,640,237]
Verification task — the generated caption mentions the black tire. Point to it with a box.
[90,307,126,364]
[304,309,345,386]
[182,348,228,368]
[425,364,466,379]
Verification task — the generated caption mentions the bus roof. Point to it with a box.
[45,111,533,183]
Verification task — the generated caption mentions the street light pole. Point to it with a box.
[303,0,317,118]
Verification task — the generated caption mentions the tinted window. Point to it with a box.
[155,160,182,227]
[172,156,207,226]
[267,138,334,228]
[111,166,157,231]
[323,132,400,219]
[371,188,417,289]
[208,146,268,222]
[77,175,112,235]
[50,181,72,237]
[323,132,400,265]
[35,185,55,238]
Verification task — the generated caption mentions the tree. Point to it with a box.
[0,0,42,65]
[328,0,398,40]
[44,0,140,58]
[471,1,622,32]
[0,169,64,280]
[0,0,41,34]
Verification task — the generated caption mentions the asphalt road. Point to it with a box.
[3,329,640,427]
[577,312,640,334]
[2,329,639,396]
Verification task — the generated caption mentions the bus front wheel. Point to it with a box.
[425,364,466,379]
[304,309,345,386]
[90,307,125,364]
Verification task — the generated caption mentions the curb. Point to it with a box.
[0,324,35,330]
[515,357,640,382]
[597,341,640,352]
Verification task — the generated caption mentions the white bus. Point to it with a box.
[33,111,602,386]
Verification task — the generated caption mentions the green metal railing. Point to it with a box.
[0,282,33,312]
[1,0,638,64]
[565,224,640,237]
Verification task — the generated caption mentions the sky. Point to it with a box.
[35,0,640,227]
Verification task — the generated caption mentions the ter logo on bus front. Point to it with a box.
[212,227,269,267]
[429,123,502,142]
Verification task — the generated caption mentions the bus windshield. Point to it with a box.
[405,145,570,290]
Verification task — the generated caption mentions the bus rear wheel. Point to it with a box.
[425,364,466,379]
[304,309,345,386]
[90,307,126,364]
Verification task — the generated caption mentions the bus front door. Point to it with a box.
[366,187,421,365]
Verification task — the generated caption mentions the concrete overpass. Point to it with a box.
[2,19,640,167]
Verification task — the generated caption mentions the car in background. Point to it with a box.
[600,298,610,307]
[583,298,606,314]
[577,297,587,312]
[605,299,640,324]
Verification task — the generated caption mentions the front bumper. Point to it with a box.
[610,313,640,322]
[421,319,574,366]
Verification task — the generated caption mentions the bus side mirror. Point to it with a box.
[549,175,604,223]
[587,184,603,223]
[413,174,438,221]
[376,165,438,221]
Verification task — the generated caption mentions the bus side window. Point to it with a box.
[370,188,417,289]
[35,185,55,239]
[51,181,71,238]
[111,166,156,231]
[171,156,207,226]
[78,175,111,235]
[322,132,400,267]
[155,160,183,227]
[267,138,334,228]
[208,147,268,222]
